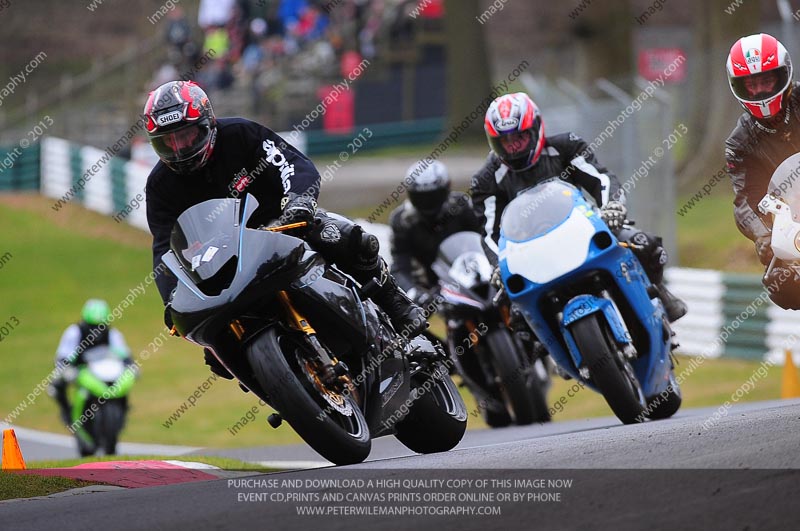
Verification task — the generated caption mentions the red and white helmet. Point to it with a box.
[727,33,793,120]
[484,92,545,171]
[143,80,217,174]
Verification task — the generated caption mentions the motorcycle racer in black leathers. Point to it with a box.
[471,92,687,322]
[389,160,482,305]
[725,33,800,309]
[143,80,426,377]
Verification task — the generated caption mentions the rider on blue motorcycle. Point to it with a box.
[48,299,133,427]
[389,160,481,308]
[470,92,686,323]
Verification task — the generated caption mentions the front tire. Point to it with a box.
[485,329,549,424]
[646,373,682,420]
[394,362,467,454]
[94,399,126,455]
[570,314,646,424]
[483,406,512,428]
[246,328,371,465]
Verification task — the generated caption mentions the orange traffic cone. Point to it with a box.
[781,349,800,399]
[1,429,27,470]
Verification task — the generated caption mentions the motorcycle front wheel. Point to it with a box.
[485,328,549,425]
[570,314,646,424]
[94,398,127,455]
[394,361,467,454]
[246,327,371,465]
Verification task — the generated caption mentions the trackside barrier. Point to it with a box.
[666,268,800,363]
[15,138,800,364]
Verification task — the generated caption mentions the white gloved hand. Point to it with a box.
[600,201,627,232]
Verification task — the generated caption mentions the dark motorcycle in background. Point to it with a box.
[163,195,467,465]
[431,231,551,427]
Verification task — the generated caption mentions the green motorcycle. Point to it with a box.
[65,346,137,456]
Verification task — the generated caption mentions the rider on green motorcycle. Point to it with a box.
[48,299,134,428]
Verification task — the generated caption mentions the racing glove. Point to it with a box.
[281,194,317,228]
[164,304,173,329]
[164,303,180,336]
[600,201,627,233]
[755,235,774,266]
[490,266,503,290]
[407,287,437,309]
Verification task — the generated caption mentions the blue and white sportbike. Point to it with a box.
[497,179,681,424]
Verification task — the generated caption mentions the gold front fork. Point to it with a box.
[276,290,354,397]
[277,291,317,335]
[225,292,316,341]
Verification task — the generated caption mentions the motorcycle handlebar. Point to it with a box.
[261,221,310,232]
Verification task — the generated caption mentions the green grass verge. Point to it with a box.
[0,195,300,449]
[0,455,273,502]
[0,193,786,452]
[675,188,761,272]
[0,472,97,502]
[27,454,274,471]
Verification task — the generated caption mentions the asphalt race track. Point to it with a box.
[2,399,799,530]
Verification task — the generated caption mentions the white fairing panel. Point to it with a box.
[89,358,126,382]
[501,209,596,284]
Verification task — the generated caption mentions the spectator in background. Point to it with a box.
[263,1,286,38]
[389,0,416,43]
[294,4,329,44]
[419,0,444,18]
[150,0,415,123]
[165,7,196,66]
[279,0,309,28]
[241,18,269,77]
[198,0,235,31]
[226,0,252,64]
[200,28,233,90]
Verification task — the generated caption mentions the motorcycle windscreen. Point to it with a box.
[170,198,240,285]
[768,152,800,222]
[500,180,576,242]
[500,181,596,284]
[438,231,484,265]
[435,232,493,290]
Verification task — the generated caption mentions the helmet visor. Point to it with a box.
[489,130,533,161]
[409,188,449,217]
[730,67,790,102]
[150,122,211,163]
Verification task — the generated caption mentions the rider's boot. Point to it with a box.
[357,259,428,338]
[655,282,688,322]
[50,379,72,427]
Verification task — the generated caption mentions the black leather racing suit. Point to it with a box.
[725,82,800,309]
[146,117,421,376]
[389,192,482,292]
[146,117,390,306]
[389,193,482,360]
